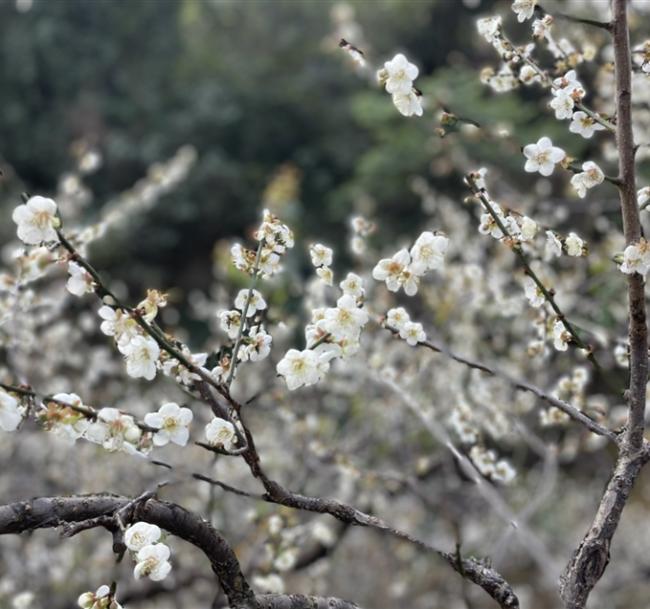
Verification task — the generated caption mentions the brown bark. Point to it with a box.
[559,2,648,607]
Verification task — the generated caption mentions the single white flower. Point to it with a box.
[399,321,426,346]
[392,90,423,117]
[382,53,419,94]
[276,348,321,390]
[234,289,266,317]
[477,16,502,42]
[550,88,574,120]
[553,69,583,95]
[409,231,448,274]
[124,522,162,552]
[245,329,273,362]
[512,0,537,22]
[386,307,410,331]
[372,248,411,292]
[523,137,565,176]
[570,161,604,198]
[0,389,22,432]
[316,266,334,286]
[565,232,586,257]
[553,320,571,351]
[252,573,285,595]
[519,64,540,85]
[121,335,160,381]
[339,272,364,299]
[519,216,538,241]
[523,277,545,308]
[638,186,650,208]
[319,294,369,341]
[144,402,193,447]
[66,261,94,297]
[218,309,242,339]
[544,230,563,259]
[134,543,172,581]
[12,196,59,245]
[309,243,333,268]
[569,111,606,139]
[620,239,650,275]
[205,417,237,450]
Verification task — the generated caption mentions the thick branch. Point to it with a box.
[560,2,648,607]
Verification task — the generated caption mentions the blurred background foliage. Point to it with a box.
[0,0,616,292]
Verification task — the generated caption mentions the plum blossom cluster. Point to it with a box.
[38,394,151,455]
[469,445,516,484]
[77,586,122,609]
[309,243,334,286]
[549,70,585,121]
[124,522,172,581]
[383,307,426,346]
[372,231,448,296]
[216,287,271,381]
[276,273,369,390]
[232,209,294,278]
[376,53,423,117]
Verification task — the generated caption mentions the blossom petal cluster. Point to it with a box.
[384,307,426,346]
[620,239,650,276]
[570,161,604,198]
[372,231,448,296]
[124,521,172,581]
[377,53,423,117]
[77,585,122,609]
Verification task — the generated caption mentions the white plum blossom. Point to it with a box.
[12,196,59,245]
[316,266,334,286]
[318,294,369,342]
[133,543,172,581]
[253,573,285,594]
[620,239,650,275]
[476,16,502,43]
[205,417,237,450]
[564,233,586,257]
[234,289,267,316]
[569,111,606,139]
[309,243,333,268]
[553,320,571,352]
[544,230,563,259]
[511,0,537,22]
[381,53,419,94]
[0,389,22,432]
[409,231,448,274]
[339,272,364,299]
[550,88,575,120]
[386,307,410,331]
[144,402,193,447]
[637,186,650,208]
[570,161,604,198]
[219,309,242,339]
[399,321,426,346]
[45,393,90,443]
[85,407,142,453]
[523,277,545,308]
[97,306,139,348]
[519,216,538,241]
[523,137,565,176]
[124,522,162,552]
[120,335,160,381]
[77,585,122,609]
[519,64,540,85]
[276,348,322,390]
[553,69,583,95]
[244,329,272,362]
[392,90,423,117]
[66,261,94,297]
[372,248,420,294]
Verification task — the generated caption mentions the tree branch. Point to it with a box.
[559,2,648,607]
